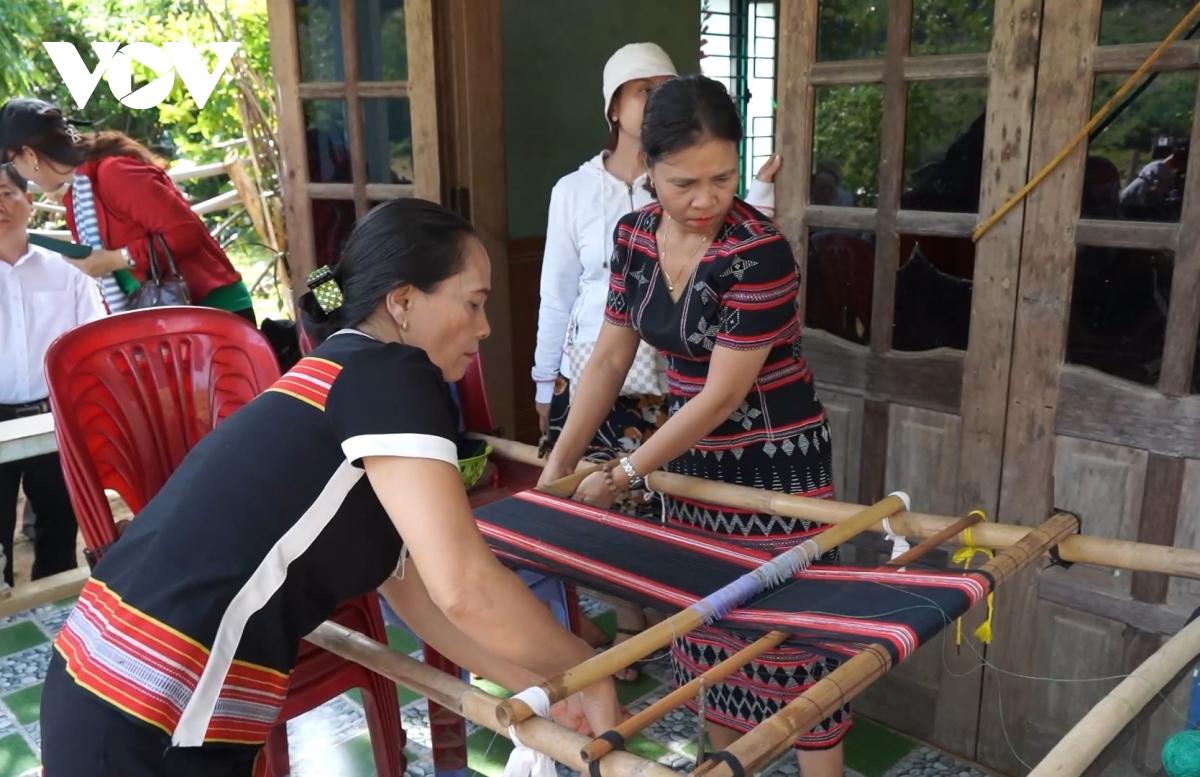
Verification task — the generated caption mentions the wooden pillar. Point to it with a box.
[266,0,317,297]
[980,1,1102,771]
[436,0,515,436]
[773,0,817,324]
[338,0,369,217]
[942,0,1043,756]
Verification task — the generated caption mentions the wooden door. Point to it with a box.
[982,2,1200,773]
[266,0,440,292]
[774,0,1042,757]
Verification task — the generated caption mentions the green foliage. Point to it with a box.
[816,0,887,62]
[911,0,993,56]
[1100,0,1196,46]
[812,84,883,206]
[1,0,271,167]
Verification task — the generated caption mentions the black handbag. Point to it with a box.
[126,233,192,309]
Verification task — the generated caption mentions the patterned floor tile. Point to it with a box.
[23,721,39,752]
[31,605,71,639]
[2,684,42,726]
[0,624,46,659]
[0,732,38,777]
[286,693,368,767]
[0,644,51,696]
[0,708,17,740]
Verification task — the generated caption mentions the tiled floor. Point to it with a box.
[0,596,991,777]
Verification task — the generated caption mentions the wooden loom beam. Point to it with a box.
[476,436,1200,581]
[494,493,911,728]
[305,621,678,777]
[1025,614,1200,777]
[579,507,982,763]
[696,512,1081,777]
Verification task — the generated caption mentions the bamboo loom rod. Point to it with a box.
[305,621,679,777]
[698,512,1082,777]
[494,493,911,728]
[476,436,1200,581]
[581,505,976,763]
[972,1,1200,241]
[538,465,602,498]
[581,631,790,764]
[1025,615,1200,777]
[887,513,982,566]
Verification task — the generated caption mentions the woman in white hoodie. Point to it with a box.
[533,43,779,456]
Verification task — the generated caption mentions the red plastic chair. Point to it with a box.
[456,352,497,436]
[44,307,404,777]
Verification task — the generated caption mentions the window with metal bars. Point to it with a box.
[700,0,778,192]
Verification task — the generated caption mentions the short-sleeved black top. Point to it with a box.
[604,200,834,547]
[55,330,458,747]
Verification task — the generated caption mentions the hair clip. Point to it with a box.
[63,124,83,145]
[306,266,344,314]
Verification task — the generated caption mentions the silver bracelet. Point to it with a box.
[618,456,645,490]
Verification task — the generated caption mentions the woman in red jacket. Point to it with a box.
[0,99,254,320]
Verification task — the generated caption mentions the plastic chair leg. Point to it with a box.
[360,675,407,777]
[263,723,290,776]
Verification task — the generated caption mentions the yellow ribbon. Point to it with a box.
[952,510,995,646]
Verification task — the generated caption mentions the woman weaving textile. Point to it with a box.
[539,75,844,777]
[38,200,620,776]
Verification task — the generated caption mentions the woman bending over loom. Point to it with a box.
[39,199,620,777]
[538,75,845,777]
[534,43,781,668]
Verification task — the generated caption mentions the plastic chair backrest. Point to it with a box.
[44,307,281,555]
[455,352,495,434]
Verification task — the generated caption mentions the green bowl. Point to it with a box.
[458,442,492,490]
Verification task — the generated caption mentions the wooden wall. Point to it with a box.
[777,0,1200,773]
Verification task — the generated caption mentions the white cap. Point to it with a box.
[602,42,678,127]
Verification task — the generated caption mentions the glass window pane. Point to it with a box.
[311,198,358,267]
[303,101,351,184]
[806,228,876,344]
[358,0,407,81]
[893,236,975,351]
[296,0,345,82]
[1068,245,1173,385]
[362,98,413,184]
[911,0,994,56]
[813,84,883,207]
[817,0,888,61]
[1085,72,1196,222]
[703,3,733,37]
[1100,0,1195,46]
[901,80,988,213]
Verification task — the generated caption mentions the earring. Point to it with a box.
[33,162,39,172]
[401,319,409,331]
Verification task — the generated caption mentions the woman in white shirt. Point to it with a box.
[532,44,780,671]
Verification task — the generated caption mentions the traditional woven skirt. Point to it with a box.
[671,627,850,749]
[665,415,848,749]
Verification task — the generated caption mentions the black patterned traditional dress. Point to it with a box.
[606,200,849,749]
